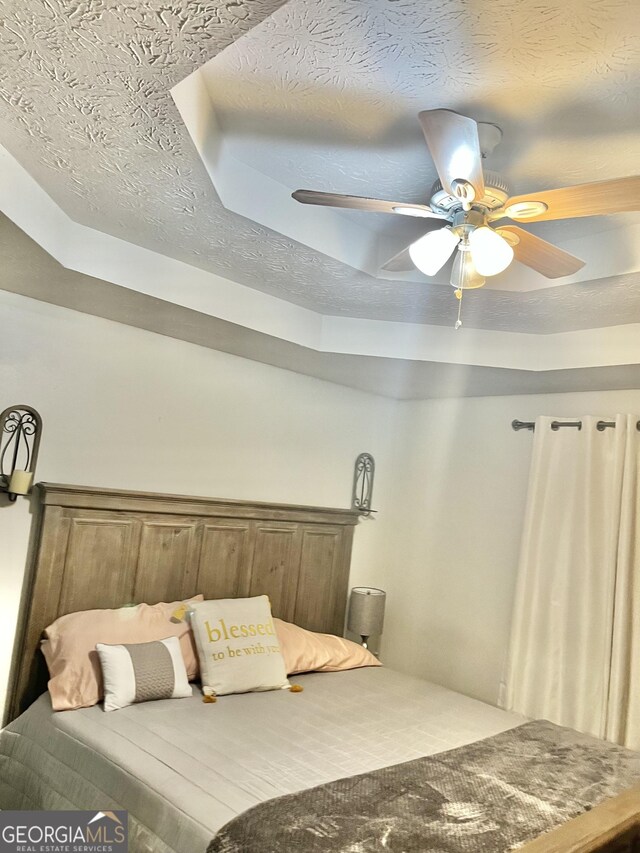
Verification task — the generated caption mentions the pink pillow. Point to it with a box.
[274,618,381,675]
[41,596,203,711]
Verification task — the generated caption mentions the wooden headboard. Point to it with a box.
[6,483,360,723]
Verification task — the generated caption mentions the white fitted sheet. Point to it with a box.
[0,667,525,852]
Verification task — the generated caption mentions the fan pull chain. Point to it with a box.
[454,287,464,330]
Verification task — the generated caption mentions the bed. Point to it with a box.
[2,483,640,852]
[1,667,527,851]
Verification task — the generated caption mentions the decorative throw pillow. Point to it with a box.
[190,596,289,696]
[97,636,192,712]
[42,595,203,711]
[274,619,381,675]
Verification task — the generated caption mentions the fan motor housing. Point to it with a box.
[430,171,510,216]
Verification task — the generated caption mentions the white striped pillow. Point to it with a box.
[96,636,192,712]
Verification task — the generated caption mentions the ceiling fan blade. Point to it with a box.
[418,109,485,200]
[498,176,640,222]
[495,225,585,278]
[380,245,415,273]
[291,190,447,218]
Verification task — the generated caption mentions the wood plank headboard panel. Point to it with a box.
[7,483,359,723]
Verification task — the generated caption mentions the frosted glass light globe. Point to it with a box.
[409,227,460,276]
[469,226,514,276]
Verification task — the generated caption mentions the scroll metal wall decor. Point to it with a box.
[352,452,375,517]
[0,405,42,502]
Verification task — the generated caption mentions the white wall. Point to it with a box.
[4,289,640,719]
[0,292,406,718]
[380,389,640,706]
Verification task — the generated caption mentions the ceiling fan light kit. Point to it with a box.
[450,245,486,291]
[408,227,460,277]
[292,108,639,328]
[468,226,514,276]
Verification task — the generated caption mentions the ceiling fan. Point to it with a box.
[292,109,640,325]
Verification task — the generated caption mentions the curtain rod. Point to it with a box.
[512,419,640,432]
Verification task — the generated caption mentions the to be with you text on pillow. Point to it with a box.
[189,595,289,696]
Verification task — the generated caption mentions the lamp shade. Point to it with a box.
[468,226,514,276]
[347,587,386,638]
[408,227,460,276]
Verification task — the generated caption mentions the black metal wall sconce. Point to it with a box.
[0,405,42,502]
[351,452,376,517]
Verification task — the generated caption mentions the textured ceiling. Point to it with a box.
[0,0,639,332]
[202,0,638,243]
[7,212,640,401]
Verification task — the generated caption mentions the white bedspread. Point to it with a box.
[0,667,525,853]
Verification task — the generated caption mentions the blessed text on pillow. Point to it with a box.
[190,596,289,696]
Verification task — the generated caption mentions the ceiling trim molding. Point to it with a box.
[0,144,321,349]
[3,142,640,375]
[172,68,390,281]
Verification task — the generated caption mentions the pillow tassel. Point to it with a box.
[170,604,188,623]
[202,685,217,703]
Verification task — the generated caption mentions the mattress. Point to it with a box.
[0,667,525,853]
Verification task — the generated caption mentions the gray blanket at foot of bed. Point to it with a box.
[208,719,640,853]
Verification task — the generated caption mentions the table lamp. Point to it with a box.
[347,587,386,650]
